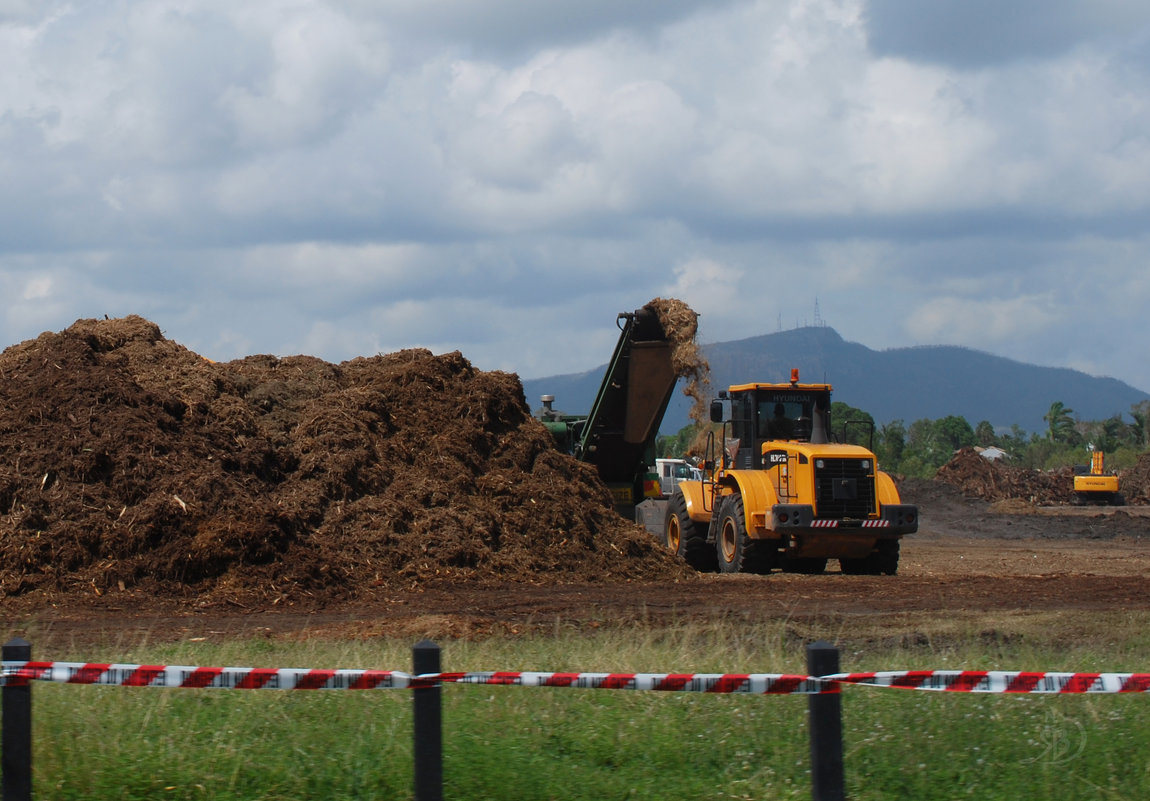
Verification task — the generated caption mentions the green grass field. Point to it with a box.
[16,616,1150,800]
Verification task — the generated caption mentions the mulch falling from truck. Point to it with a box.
[0,313,694,609]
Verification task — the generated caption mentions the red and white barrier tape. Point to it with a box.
[3,662,1148,695]
[835,670,1150,694]
[0,662,824,694]
[435,672,828,694]
[0,662,407,691]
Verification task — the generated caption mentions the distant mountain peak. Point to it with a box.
[523,326,1150,435]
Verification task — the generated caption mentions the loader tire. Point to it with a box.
[715,495,774,574]
[781,556,827,575]
[665,492,717,572]
[839,539,899,576]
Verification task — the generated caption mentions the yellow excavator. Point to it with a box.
[1072,446,1124,506]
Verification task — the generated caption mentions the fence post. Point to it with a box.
[412,640,443,801]
[2,637,32,801]
[807,640,845,801]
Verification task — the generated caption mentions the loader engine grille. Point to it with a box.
[814,458,876,520]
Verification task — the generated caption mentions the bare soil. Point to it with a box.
[3,316,1149,648]
[8,478,1150,648]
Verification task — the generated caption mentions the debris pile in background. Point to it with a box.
[935,447,1150,506]
[935,448,1069,505]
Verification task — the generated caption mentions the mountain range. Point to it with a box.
[521,326,1150,436]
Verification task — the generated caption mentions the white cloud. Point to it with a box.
[219,4,390,151]
[21,275,52,300]
[450,90,586,191]
[906,293,1059,346]
[663,257,745,338]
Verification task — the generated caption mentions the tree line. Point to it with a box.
[656,400,1150,479]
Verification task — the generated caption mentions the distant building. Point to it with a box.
[975,446,1009,461]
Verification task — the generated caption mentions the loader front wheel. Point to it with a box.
[716,495,748,574]
[715,495,776,574]
[665,492,717,572]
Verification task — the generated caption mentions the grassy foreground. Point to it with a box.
[19,615,1150,800]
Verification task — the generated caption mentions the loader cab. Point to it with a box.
[715,371,833,471]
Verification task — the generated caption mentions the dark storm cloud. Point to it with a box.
[374,0,745,60]
[680,205,1150,245]
[864,0,1150,68]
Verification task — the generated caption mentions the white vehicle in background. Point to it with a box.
[655,458,703,497]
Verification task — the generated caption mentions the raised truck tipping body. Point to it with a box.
[539,303,682,517]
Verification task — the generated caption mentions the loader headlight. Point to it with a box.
[861,460,871,471]
[816,459,824,469]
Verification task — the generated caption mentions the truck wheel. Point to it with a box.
[665,492,717,572]
[840,539,899,576]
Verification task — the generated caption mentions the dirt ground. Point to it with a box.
[9,479,1149,648]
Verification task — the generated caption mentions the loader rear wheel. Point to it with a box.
[664,492,717,572]
[716,496,749,574]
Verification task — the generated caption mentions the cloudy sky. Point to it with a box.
[3,0,1149,392]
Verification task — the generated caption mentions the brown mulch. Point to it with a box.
[1120,453,1150,504]
[0,314,693,611]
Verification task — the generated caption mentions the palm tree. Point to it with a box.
[1044,401,1076,444]
[1130,401,1150,451]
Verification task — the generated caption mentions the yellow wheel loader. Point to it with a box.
[641,370,917,575]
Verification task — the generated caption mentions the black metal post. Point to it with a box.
[2,637,32,801]
[412,639,443,801]
[807,640,845,801]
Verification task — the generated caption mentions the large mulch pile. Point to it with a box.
[935,448,1150,505]
[0,313,693,609]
